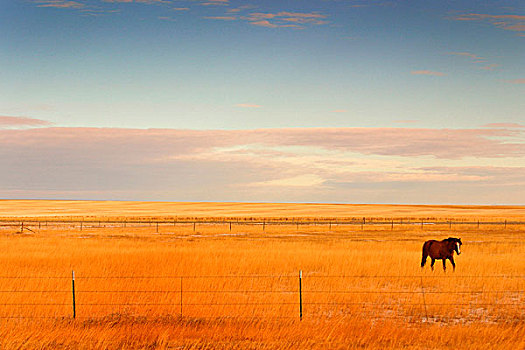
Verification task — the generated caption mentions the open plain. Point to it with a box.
[0,200,524,349]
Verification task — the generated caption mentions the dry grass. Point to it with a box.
[0,201,523,349]
[1,199,524,221]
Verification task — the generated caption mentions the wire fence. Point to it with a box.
[0,273,523,323]
[0,218,523,234]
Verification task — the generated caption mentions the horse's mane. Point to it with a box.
[444,237,459,242]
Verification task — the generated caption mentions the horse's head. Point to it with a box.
[447,237,462,255]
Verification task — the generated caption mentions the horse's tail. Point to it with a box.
[421,241,430,267]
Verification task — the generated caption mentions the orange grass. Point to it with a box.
[0,201,523,349]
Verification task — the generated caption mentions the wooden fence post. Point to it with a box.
[72,270,76,319]
[299,270,303,320]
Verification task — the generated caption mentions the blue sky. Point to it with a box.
[0,0,524,204]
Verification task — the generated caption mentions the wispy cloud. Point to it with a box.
[235,103,262,108]
[454,14,525,21]
[507,78,525,84]
[1,126,523,203]
[0,116,53,128]
[103,0,172,4]
[158,16,177,21]
[447,51,500,71]
[227,5,256,13]
[411,70,446,76]
[241,11,328,29]
[32,0,329,29]
[204,16,236,21]
[36,0,85,9]
[247,174,325,188]
[201,0,229,6]
[1,126,522,159]
[452,13,525,35]
[480,63,500,70]
[483,123,524,128]
[447,52,484,61]
[393,120,418,124]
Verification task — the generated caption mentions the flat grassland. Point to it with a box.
[0,200,524,349]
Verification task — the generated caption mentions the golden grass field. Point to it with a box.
[0,200,524,349]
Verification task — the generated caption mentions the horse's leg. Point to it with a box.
[421,249,428,268]
[442,259,447,272]
[430,258,435,271]
[449,257,456,271]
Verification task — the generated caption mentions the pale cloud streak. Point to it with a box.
[36,0,85,9]
[411,70,446,76]
[447,52,485,61]
[452,13,525,35]
[242,11,328,28]
[31,0,329,29]
[1,126,523,203]
[235,103,262,108]
[482,123,524,128]
[447,51,500,71]
[0,116,53,128]
[507,78,525,84]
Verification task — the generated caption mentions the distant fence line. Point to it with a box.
[0,218,523,233]
[0,273,523,322]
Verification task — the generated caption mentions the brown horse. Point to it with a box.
[421,237,462,271]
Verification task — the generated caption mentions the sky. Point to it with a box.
[0,0,524,204]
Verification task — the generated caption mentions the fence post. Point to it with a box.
[504,220,507,229]
[229,222,232,232]
[193,222,196,232]
[72,270,76,319]
[263,221,266,231]
[299,270,303,320]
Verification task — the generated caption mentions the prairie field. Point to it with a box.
[0,200,524,349]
